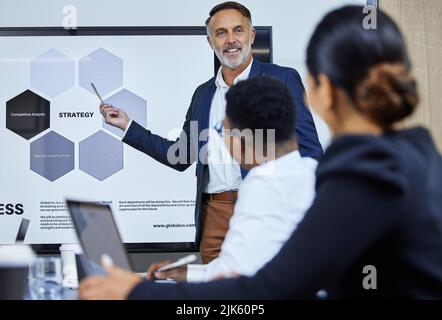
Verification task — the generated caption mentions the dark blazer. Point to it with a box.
[128,128,442,299]
[123,58,323,248]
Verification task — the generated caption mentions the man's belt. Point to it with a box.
[203,190,238,203]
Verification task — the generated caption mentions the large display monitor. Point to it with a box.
[0,26,272,253]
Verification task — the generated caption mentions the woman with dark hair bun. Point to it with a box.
[79,6,442,300]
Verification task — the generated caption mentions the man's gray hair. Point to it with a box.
[205,1,253,36]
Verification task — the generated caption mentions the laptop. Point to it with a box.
[66,200,134,277]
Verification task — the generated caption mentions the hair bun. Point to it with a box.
[355,63,419,127]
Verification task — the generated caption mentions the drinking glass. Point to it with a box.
[29,257,64,300]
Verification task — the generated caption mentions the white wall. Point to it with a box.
[0,0,366,148]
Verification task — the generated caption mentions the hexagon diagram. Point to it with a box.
[79,131,123,181]
[79,48,123,97]
[103,89,147,138]
[30,131,74,182]
[6,90,50,140]
[31,49,75,98]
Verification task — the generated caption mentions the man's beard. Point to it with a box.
[214,39,252,70]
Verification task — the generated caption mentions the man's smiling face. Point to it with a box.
[207,9,256,70]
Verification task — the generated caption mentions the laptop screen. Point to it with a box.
[66,200,132,271]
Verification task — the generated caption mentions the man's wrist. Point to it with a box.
[122,119,133,135]
[186,264,206,283]
[122,119,130,131]
[184,266,188,282]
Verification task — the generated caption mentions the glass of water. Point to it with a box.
[29,257,64,300]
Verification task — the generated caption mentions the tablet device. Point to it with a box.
[66,200,133,275]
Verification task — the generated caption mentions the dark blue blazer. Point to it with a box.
[123,59,323,248]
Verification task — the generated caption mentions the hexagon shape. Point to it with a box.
[30,131,74,181]
[31,49,75,98]
[79,48,123,97]
[103,89,147,138]
[79,130,123,181]
[6,90,50,140]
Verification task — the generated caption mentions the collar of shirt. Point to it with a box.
[215,58,254,89]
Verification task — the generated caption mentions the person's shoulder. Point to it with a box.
[198,76,216,88]
[279,151,318,176]
[245,152,316,189]
[239,161,282,197]
[298,155,319,170]
[317,134,407,193]
[193,77,216,95]
[258,60,301,80]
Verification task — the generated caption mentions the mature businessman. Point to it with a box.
[99,1,322,263]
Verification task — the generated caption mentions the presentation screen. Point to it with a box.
[0,27,272,252]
